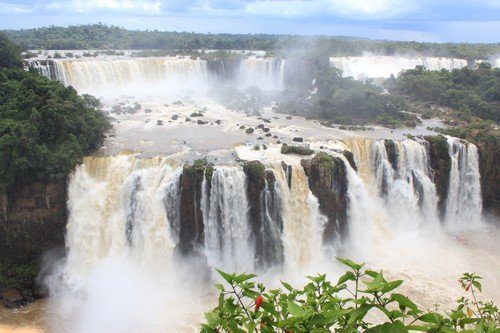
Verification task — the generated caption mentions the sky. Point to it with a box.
[0,0,499,43]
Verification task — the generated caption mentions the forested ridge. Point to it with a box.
[0,32,110,191]
[4,23,500,59]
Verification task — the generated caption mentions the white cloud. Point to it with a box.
[0,2,31,14]
[44,0,163,14]
[245,0,419,20]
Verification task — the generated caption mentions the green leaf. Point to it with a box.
[246,321,257,333]
[337,271,356,285]
[234,273,257,284]
[215,269,234,284]
[382,280,403,293]
[365,320,408,333]
[336,257,365,271]
[391,293,419,311]
[214,283,225,291]
[287,300,304,317]
[281,281,294,291]
[205,311,220,327]
[472,280,482,292]
[419,313,441,324]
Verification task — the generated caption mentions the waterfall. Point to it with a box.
[65,156,182,277]
[330,55,468,79]
[269,164,325,272]
[445,137,482,225]
[344,138,440,230]
[202,166,255,272]
[29,57,209,97]
[238,58,285,90]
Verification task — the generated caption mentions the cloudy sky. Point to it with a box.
[0,0,499,42]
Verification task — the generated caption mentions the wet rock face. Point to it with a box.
[0,180,67,265]
[425,136,451,218]
[475,140,500,216]
[178,162,211,255]
[301,152,349,243]
[243,160,266,245]
[0,180,67,305]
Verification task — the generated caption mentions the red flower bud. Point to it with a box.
[465,283,471,291]
[285,330,293,333]
[255,295,263,312]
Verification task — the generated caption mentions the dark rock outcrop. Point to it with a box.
[425,135,451,217]
[178,160,213,255]
[301,152,348,243]
[475,140,500,216]
[0,180,67,305]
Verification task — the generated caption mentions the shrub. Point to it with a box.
[201,258,499,332]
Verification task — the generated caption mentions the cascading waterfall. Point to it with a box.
[445,136,482,225]
[30,56,287,95]
[330,55,468,79]
[344,138,441,231]
[269,164,325,272]
[238,58,285,90]
[53,135,491,332]
[201,166,255,272]
[30,57,210,97]
[65,156,182,276]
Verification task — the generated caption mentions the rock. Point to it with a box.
[262,128,270,133]
[257,124,265,129]
[171,114,179,120]
[197,120,208,125]
[263,118,271,123]
[425,135,451,217]
[2,289,25,309]
[157,120,163,126]
[292,137,304,142]
[144,108,152,113]
[215,120,222,125]
[286,116,292,120]
[245,128,254,134]
[475,139,500,216]
[265,133,272,137]
[257,137,263,140]
[281,144,314,156]
[172,100,183,105]
[301,152,349,242]
[185,117,191,122]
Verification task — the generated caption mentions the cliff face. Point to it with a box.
[301,152,350,243]
[425,136,451,218]
[0,180,67,306]
[475,140,500,216]
[0,180,67,264]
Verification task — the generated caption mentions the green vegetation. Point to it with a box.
[281,144,314,156]
[0,259,39,290]
[191,158,214,183]
[202,258,499,332]
[388,64,500,123]
[4,24,500,59]
[0,35,111,191]
[0,32,23,68]
[278,65,417,128]
[388,64,499,143]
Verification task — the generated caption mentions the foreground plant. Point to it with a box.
[201,258,499,332]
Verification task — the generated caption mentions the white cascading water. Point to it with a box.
[445,136,482,226]
[30,57,210,97]
[268,163,326,273]
[202,166,255,272]
[64,155,182,277]
[344,138,440,231]
[47,136,497,332]
[238,58,285,90]
[330,55,468,79]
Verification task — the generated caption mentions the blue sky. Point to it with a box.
[1,0,499,43]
